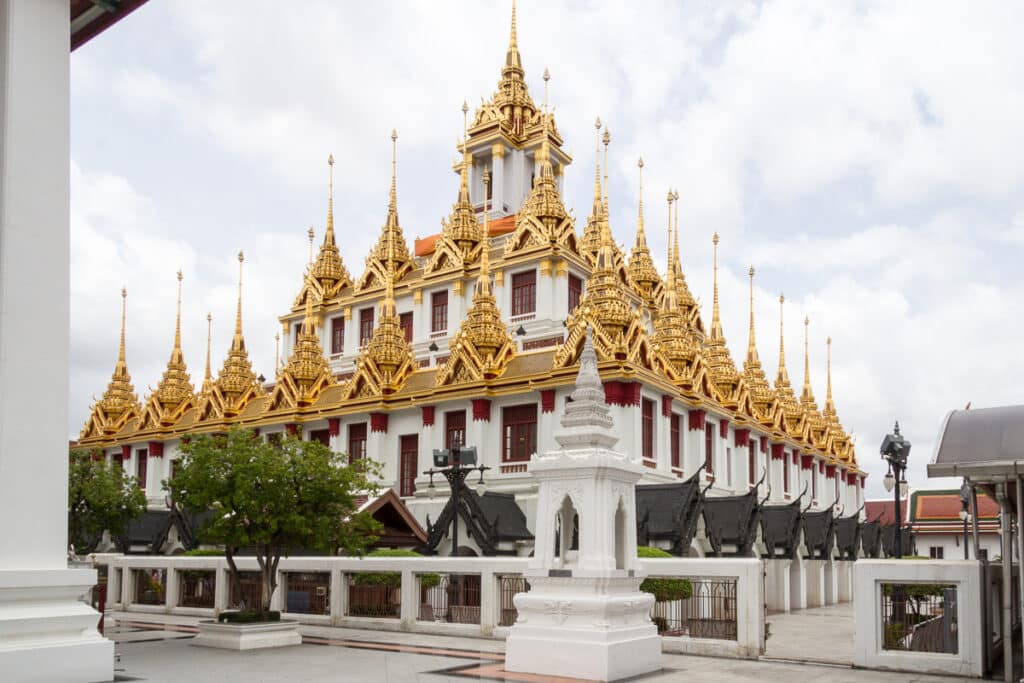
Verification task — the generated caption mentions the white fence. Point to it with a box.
[93,553,764,658]
[853,559,983,677]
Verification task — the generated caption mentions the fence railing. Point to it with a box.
[854,560,983,677]
[92,553,764,658]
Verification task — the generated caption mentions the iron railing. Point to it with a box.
[285,572,330,615]
[346,574,400,619]
[178,570,215,608]
[649,576,738,641]
[228,570,263,611]
[498,574,530,626]
[418,573,481,624]
[881,583,957,653]
[133,568,167,606]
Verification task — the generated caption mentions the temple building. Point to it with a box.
[77,3,865,561]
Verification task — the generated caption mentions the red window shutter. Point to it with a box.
[511,270,536,316]
[704,424,714,474]
[748,445,755,485]
[348,423,367,464]
[502,404,538,462]
[399,312,413,343]
[641,399,655,461]
[670,413,681,469]
[431,290,448,333]
[331,317,345,354]
[359,308,374,345]
[136,449,148,489]
[399,435,418,497]
[445,410,466,450]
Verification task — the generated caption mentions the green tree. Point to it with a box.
[68,450,147,554]
[166,428,382,619]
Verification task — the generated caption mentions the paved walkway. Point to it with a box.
[764,603,854,665]
[105,611,971,683]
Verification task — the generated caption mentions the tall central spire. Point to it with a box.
[153,270,194,409]
[580,117,605,263]
[310,153,351,294]
[746,266,759,365]
[357,130,412,290]
[216,251,261,407]
[505,0,522,73]
[801,315,817,406]
[776,294,790,387]
[710,233,724,341]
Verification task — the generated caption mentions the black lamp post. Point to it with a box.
[959,479,971,560]
[423,442,489,557]
[880,420,912,559]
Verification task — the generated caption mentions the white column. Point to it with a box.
[0,2,112,680]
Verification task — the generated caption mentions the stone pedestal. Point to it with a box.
[192,620,302,650]
[504,332,661,681]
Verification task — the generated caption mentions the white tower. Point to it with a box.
[504,330,661,681]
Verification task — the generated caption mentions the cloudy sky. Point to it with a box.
[70,0,1024,497]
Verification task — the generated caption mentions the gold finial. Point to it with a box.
[235,251,244,337]
[826,335,833,402]
[389,130,398,212]
[710,232,724,340]
[666,189,675,271]
[601,126,610,210]
[637,157,645,235]
[308,226,315,264]
[204,312,212,382]
[747,265,758,363]
[543,66,550,110]
[274,331,280,371]
[802,315,812,396]
[174,270,183,352]
[592,117,603,211]
[777,294,789,385]
[510,0,518,48]
[480,170,491,293]
[119,286,127,363]
[325,152,336,243]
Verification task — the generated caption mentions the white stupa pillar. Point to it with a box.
[0,2,112,680]
[505,331,661,681]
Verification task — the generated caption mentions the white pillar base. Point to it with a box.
[0,569,112,683]
[505,575,661,682]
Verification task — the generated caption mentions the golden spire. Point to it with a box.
[703,232,740,398]
[801,315,817,406]
[628,157,659,299]
[776,294,790,387]
[601,126,610,212]
[742,266,773,416]
[710,232,723,341]
[308,226,314,264]
[203,313,212,386]
[98,287,139,416]
[580,117,605,262]
[824,336,837,417]
[311,153,351,294]
[216,251,261,406]
[153,270,195,408]
[652,189,694,374]
[358,130,412,289]
[746,266,758,364]
[276,273,334,404]
[439,170,517,384]
[507,0,520,69]
[274,331,280,372]
[432,101,481,258]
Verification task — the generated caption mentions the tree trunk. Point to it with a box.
[224,546,245,610]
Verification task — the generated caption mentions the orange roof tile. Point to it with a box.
[413,215,517,257]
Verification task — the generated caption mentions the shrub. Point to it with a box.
[350,549,440,588]
[183,549,224,557]
[218,610,281,624]
[637,546,693,601]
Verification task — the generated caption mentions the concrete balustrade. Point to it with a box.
[93,553,766,658]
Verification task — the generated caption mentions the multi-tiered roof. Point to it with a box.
[78,2,859,476]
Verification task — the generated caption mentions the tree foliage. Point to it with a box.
[68,450,146,554]
[165,428,382,618]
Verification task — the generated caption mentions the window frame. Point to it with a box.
[670,413,681,470]
[502,404,538,463]
[330,317,345,355]
[444,410,466,451]
[431,290,448,333]
[399,311,413,343]
[399,434,418,497]
[641,398,655,462]
[136,448,148,490]
[511,269,537,317]
[359,308,374,346]
[348,423,367,464]
[568,273,582,315]
[704,423,715,475]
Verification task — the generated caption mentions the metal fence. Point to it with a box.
[418,573,481,624]
[498,574,530,626]
[649,576,738,641]
[346,574,400,619]
[881,583,957,654]
[134,568,167,606]
[178,570,215,608]
[228,570,263,610]
[285,571,330,615]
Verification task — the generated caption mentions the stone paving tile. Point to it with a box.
[764,603,856,664]
[107,612,973,683]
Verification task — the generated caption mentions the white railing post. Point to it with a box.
[399,568,417,628]
[479,569,497,635]
[121,566,134,607]
[330,570,344,625]
[164,567,179,613]
[270,570,284,612]
[213,563,228,615]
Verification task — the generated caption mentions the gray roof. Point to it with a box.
[929,405,1024,478]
